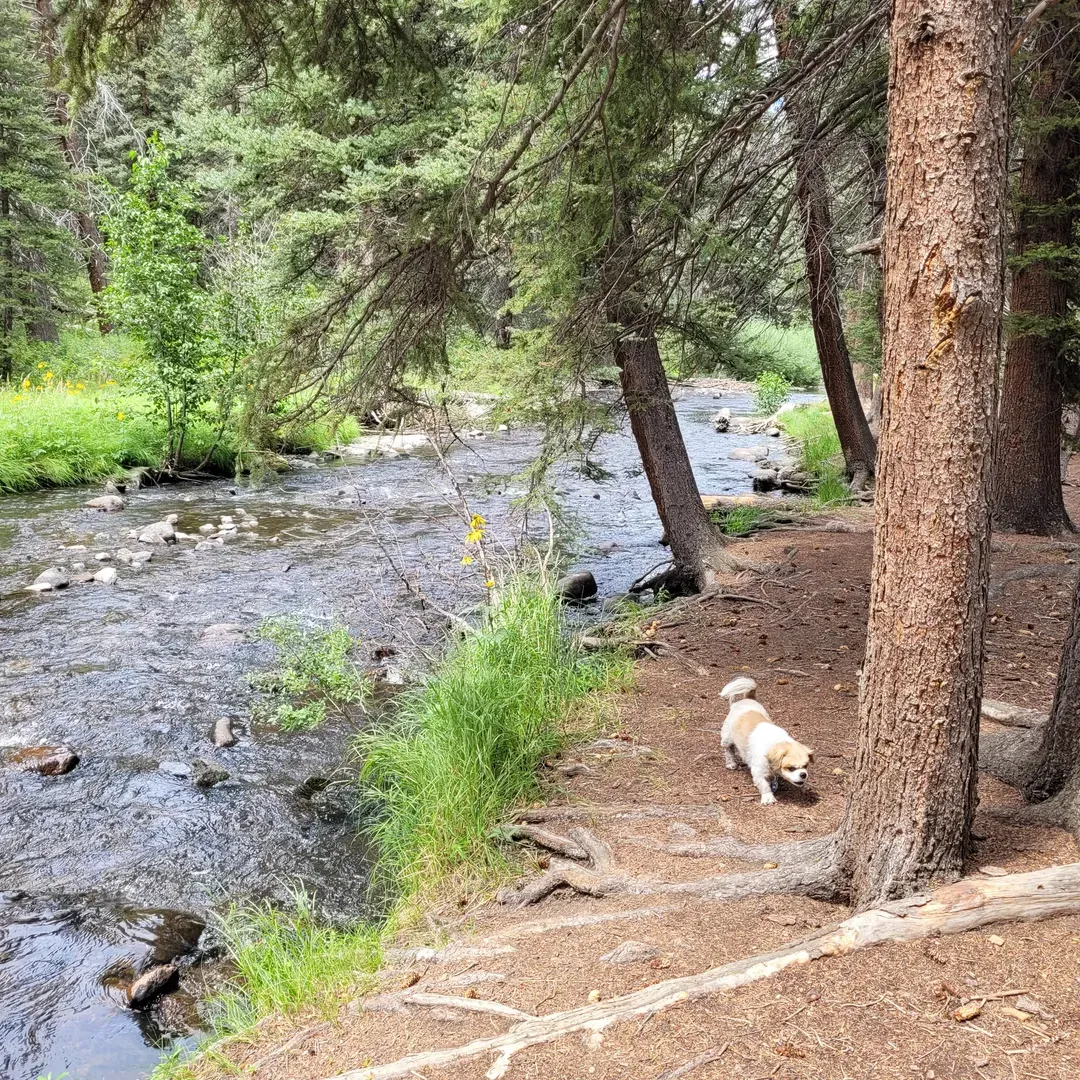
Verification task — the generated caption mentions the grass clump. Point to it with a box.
[711,503,772,537]
[781,403,854,508]
[208,889,383,1036]
[356,575,631,904]
[252,619,369,731]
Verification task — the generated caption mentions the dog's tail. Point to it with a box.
[720,676,758,702]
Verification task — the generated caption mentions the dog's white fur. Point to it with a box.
[719,676,812,805]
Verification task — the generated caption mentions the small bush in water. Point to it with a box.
[753,370,792,416]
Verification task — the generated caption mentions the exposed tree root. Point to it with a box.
[514,804,729,824]
[403,993,537,1021]
[498,827,836,907]
[502,824,589,860]
[988,564,1075,601]
[981,699,1048,728]
[619,834,817,864]
[979,725,1045,790]
[328,864,1080,1080]
[483,907,676,942]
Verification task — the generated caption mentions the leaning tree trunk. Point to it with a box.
[833,0,1010,908]
[774,4,877,489]
[612,321,734,592]
[992,8,1080,535]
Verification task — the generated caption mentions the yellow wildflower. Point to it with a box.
[116,411,126,421]
[105,379,116,385]
[460,555,474,566]
[469,514,486,530]
[484,579,495,588]
[44,371,53,381]
[465,529,483,544]
[21,377,30,389]
[76,383,85,390]
[37,361,45,369]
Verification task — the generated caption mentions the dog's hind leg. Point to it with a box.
[722,742,740,770]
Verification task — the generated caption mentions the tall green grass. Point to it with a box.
[208,889,383,1035]
[781,403,854,507]
[357,575,631,904]
[0,385,237,493]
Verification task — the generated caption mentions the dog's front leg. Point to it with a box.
[751,765,776,805]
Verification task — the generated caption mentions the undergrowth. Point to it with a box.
[252,618,369,731]
[356,574,633,907]
[781,404,854,508]
[711,503,774,537]
[0,383,237,493]
[151,575,631,1078]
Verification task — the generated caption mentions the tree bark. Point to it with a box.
[992,9,1080,535]
[612,324,734,592]
[34,0,111,332]
[833,0,1010,908]
[774,5,877,488]
[1,186,13,379]
[1021,574,1080,800]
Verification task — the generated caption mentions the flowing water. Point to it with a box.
[0,386,811,1080]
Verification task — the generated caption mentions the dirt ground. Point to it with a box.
[195,495,1080,1080]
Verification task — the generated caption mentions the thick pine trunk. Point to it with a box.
[1,186,12,379]
[774,4,877,488]
[612,325,732,591]
[834,0,1010,908]
[1022,575,1080,800]
[992,11,1080,535]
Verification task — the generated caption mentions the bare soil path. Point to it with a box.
[193,501,1080,1080]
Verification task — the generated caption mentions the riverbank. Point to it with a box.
[164,490,1080,1080]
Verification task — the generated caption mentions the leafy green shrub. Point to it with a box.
[253,619,369,730]
[753,370,792,416]
[780,404,854,508]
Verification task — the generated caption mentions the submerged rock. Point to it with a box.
[711,408,731,433]
[130,550,152,566]
[9,745,79,776]
[158,760,192,778]
[86,495,124,512]
[128,964,179,1008]
[199,623,245,647]
[556,571,598,601]
[729,445,770,462]
[192,759,229,788]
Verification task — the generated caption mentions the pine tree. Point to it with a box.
[0,0,76,377]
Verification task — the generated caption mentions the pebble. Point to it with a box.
[93,566,118,584]
[95,552,112,561]
[192,759,229,788]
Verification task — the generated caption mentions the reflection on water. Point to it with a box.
[0,386,808,1079]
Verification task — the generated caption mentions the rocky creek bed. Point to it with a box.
[0,385,814,1080]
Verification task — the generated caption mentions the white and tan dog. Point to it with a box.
[719,677,812,805]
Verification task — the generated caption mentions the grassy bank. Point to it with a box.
[155,575,630,1077]
[781,403,853,507]
[357,575,632,906]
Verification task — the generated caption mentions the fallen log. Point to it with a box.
[327,863,1080,1080]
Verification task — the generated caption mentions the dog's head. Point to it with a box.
[766,740,813,787]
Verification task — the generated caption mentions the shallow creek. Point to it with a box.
[0,386,809,1080]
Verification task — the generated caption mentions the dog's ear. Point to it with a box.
[765,742,789,771]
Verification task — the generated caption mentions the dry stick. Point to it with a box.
[326,864,1080,1080]
[653,1043,730,1080]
